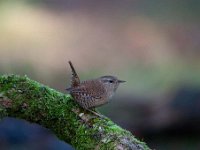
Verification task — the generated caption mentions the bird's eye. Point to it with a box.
[109,80,113,83]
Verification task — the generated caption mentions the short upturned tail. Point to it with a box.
[68,61,80,87]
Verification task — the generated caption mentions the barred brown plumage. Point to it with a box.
[66,61,125,115]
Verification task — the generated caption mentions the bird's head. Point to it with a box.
[98,75,125,99]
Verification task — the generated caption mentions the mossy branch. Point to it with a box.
[0,75,150,150]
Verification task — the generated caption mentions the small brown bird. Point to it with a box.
[66,61,125,110]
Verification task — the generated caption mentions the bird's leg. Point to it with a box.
[86,108,106,118]
[92,108,100,114]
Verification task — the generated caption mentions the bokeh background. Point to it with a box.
[0,0,200,149]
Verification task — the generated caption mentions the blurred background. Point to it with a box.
[0,0,200,149]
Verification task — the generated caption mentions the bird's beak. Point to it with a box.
[118,80,126,83]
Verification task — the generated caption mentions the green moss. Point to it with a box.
[0,74,151,150]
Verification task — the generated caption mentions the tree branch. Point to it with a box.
[0,75,150,150]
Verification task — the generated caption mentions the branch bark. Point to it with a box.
[0,75,150,150]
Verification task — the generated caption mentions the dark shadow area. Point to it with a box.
[0,118,74,150]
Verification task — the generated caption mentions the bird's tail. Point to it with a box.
[68,61,80,87]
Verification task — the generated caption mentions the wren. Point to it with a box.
[66,61,125,112]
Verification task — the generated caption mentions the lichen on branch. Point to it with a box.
[0,74,150,150]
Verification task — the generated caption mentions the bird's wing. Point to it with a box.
[69,81,104,100]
